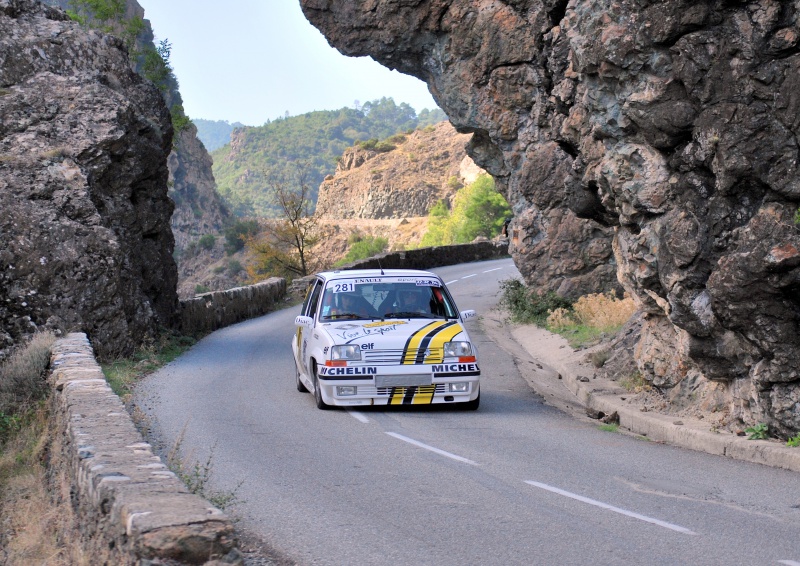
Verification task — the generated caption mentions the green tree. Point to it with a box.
[224,219,260,255]
[420,174,511,246]
[335,234,388,266]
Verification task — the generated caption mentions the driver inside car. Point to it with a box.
[331,291,373,319]
[396,288,430,314]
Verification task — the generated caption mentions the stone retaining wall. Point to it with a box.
[48,333,242,565]
[289,240,510,298]
[179,277,287,336]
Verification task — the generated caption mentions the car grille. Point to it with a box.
[365,385,447,396]
[362,348,445,364]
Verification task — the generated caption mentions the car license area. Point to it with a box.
[374,374,432,388]
[291,268,481,410]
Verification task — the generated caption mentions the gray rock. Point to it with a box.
[300,0,800,436]
[0,0,178,359]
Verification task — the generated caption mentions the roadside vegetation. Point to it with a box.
[0,331,86,564]
[101,331,196,400]
[499,278,637,348]
[334,233,389,267]
[420,174,511,246]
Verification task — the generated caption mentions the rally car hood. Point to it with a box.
[321,318,466,350]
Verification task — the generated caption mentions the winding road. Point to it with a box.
[136,258,800,565]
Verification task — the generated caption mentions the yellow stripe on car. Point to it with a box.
[388,386,436,405]
[401,321,448,364]
[423,323,464,363]
[412,386,436,404]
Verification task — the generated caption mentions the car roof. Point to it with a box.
[316,268,438,282]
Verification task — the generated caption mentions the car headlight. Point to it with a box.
[444,341,472,358]
[331,344,362,361]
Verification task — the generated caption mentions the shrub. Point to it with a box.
[335,235,388,266]
[498,278,573,326]
[224,219,260,255]
[195,284,210,294]
[198,234,215,251]
[0,331,56,443]
[227,259,243,275]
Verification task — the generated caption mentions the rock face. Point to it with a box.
[301,0,800,435]
[316,121,475,219]
[311,121,488,265]
[0,0,178,359]
[168,123,230,253]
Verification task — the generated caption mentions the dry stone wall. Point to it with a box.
[179,277,286,335]
[48,333,241,564]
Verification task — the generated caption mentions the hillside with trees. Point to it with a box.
[210,98,446,217]
[194,119,246,152]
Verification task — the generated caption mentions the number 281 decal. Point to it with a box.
[331,282,355,293]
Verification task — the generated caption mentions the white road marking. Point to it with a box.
[483,267,503,273]
[446,280,458,285]
[386,432,478,465]
[461,274,477,279]
[524,480,697,535]
[348,411,370,423]
[778,561,800,565]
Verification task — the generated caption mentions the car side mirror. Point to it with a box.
[460,310,477,321]
[295,315,314,329]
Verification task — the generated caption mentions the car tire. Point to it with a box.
[295,363,308,393]
[462,390,480,411]
[313,362,330,410]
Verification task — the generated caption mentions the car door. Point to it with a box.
[296,278,324,376]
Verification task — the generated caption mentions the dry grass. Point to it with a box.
[545,292,637,348]
[1,331,56,441]
[0,332,91,564]
[0,407,89,565]
[619,371,651,393]
[571,292,637,329]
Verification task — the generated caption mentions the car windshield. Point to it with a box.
[318,276,459,322]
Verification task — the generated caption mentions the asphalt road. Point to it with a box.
[136,258,800,566]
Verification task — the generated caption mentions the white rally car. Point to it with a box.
[292,269,480,410]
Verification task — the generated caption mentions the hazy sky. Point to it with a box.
[135,0,438,126]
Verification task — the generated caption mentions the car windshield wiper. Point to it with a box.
[384,312,439,319]
[326,313,369,320]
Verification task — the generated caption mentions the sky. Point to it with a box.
[135,0,438,126]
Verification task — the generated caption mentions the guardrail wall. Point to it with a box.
[47,333,242,564]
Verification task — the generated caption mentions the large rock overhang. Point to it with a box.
[300,0,800,435]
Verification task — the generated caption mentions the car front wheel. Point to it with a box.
[462,390,480,411]
[295,363,308,393]
[313,362,330,410]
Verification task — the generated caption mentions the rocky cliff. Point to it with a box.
[0,0,178,359]
[301,0,800,436]
[311,121,487,263]
[168,123,230,252]
[316,121,477,219]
